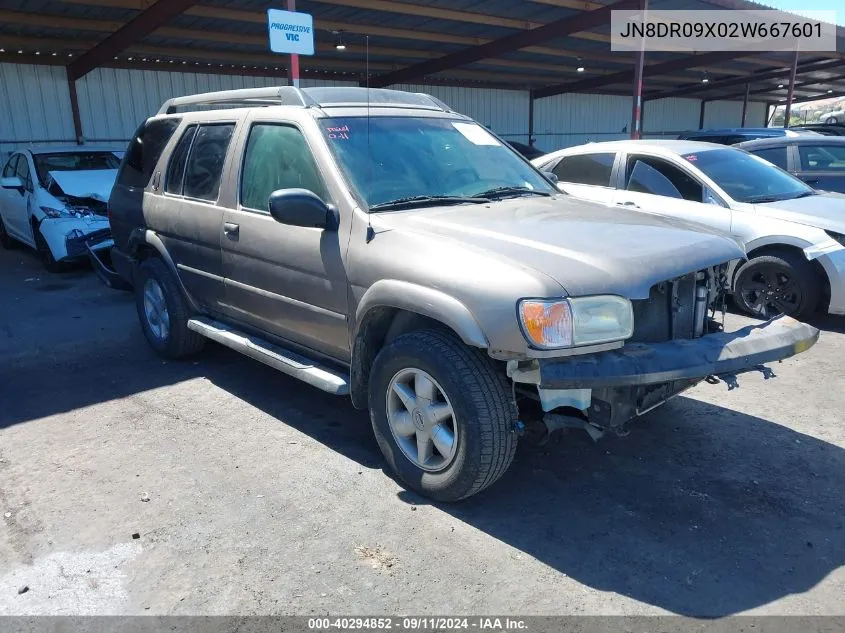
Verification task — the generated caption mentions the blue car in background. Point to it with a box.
[678,127,819,145]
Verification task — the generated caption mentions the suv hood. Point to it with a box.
[373,196,745,299]
[753,192,845,235]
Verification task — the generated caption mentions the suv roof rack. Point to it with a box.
[158,86,313,114]
[157,86,452,115]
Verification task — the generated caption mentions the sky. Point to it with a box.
[757,0,843,25]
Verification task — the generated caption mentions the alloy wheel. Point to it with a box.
[143,278,171,341]
[739,265,801,318]
[386,368,458,472]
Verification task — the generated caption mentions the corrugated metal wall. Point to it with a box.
[75,67,358,145]
[704,100,766,128]
[642,97,701,137]
[394,83,531,143]
[533,93,631,152]
[1,62,767,160]
[0,63,77,157]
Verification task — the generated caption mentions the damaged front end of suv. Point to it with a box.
[507,263,818,441]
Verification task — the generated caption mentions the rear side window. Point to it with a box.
[165,125,197,195]
[15,156,33,191]
[552,153,616,187]
[118,118,181,189]
[751,146,789,170]
[240,123,328,211]
[183,124,235,201]
[798,145,845,171]
[626,155,703,202]
[2,154,18,178]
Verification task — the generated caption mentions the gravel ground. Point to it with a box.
[1,246,844,617]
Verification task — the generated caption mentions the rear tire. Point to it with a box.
[369,329,518,502]
[135,257,205,359]
[733,250,821,320]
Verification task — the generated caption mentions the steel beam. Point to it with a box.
[644,58,845,101]
[535,50,742,100]
[66,0,199,81]
[630,0,647,139]
[66,69,84,144]
[740,83,749,126]
[708,71,845,101]
[366,0,640,88]
[783,50,799,128]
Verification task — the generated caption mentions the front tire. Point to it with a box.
[34,227,62,273]
[0,216,16,249]
[733,250,821,320]
[134,257,205,359]
[369,329,518,502]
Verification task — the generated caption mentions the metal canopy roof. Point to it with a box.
[0,0,843,104]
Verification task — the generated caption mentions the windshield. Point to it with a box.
[681,148,813,203]
[320,116,556,209]
[33,152,121,186]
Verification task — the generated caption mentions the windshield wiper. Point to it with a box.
[744,194,787,203]
[745,191,817,203]
[369,195,489,212]
[472,186,552,200]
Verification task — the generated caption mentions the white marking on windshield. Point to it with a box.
[451,122,501,146]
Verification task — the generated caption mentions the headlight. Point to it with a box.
[40,206,66,218]
[518,296,634,349]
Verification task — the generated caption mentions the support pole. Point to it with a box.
[67,69,84,145]
[287,0,300,88]
[740,82,749,127]
[528,93,535,146]
[699,99,706,129]
[630,0,647,139]
[783,48,799,128]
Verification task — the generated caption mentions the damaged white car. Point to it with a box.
[0,147,120,271]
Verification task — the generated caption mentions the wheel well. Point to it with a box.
[349,307,458,409]
[130,242,157,261]
[737,244,830,306]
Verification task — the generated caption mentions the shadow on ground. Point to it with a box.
[3,247,843,616]
[397,396,845,616]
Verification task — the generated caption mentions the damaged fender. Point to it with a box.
[804,239,845,315]
[37,216,111,261]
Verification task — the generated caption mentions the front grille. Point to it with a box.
[630,272,701,343]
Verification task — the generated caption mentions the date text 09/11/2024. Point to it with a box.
[307,617,528,631]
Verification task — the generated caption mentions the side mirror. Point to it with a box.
[1,176,24,191]
[268,189,338,230]
[542,170,559,184]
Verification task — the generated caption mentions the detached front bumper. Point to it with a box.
[536,315,819,390]
[86,234,132,291]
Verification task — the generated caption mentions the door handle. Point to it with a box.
[617,201,640,208]
[802,177,820,184]
[223,222,240,239]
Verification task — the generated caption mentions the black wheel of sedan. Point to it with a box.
[733,250,821,320]
[369,329,518,502]
[33,227,63,273]
[0,217,15,249]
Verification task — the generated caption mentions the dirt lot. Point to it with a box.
[1,245,844,617]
